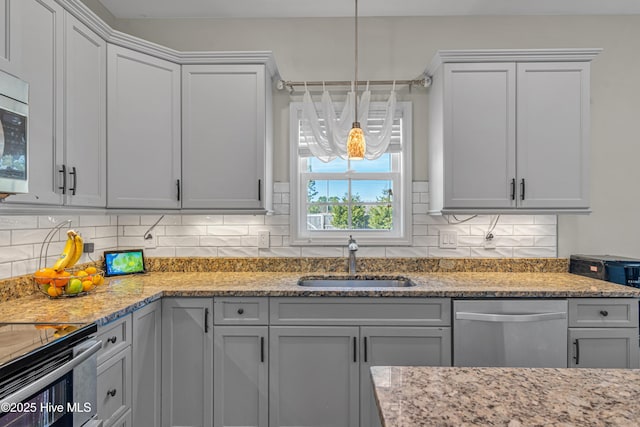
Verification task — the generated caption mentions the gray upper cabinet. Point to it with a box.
[0,0,20,76]
[428,49,600,214]
[107,44,181,209]
[63,12,106,207]
[181,64,272,211]
[6,5,106,207]
[5,0,64,205]
[162,297,214,427]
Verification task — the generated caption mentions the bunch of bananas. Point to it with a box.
[52,230,84,272]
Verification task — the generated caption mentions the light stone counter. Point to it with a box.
[371,366,640,426]
[0,271,638,325]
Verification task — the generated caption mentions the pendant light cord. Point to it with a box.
[354,0,359,123]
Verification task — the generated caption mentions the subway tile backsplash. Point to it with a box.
[0,182,558,280]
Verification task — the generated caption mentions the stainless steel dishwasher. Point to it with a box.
[454,300,568,367]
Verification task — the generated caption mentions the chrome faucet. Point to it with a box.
[348,235,358,275]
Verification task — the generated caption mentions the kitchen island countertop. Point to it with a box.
[371,365,640,426]
[0,271,638,325]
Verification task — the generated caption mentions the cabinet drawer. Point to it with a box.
[97,315,132,365]
[214,297,268,325]
[97,347,132,427]
[569,299,638,328]
[270,297,450,326]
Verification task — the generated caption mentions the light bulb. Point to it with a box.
[347,122,365,160]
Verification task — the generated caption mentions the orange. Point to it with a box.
[35,268,55,285]
[82,280,93,292]
[76,270,89,278]
[92,275,104,286]
[47,286,63,297]
[52,270,71,287]
[85,266,97,275]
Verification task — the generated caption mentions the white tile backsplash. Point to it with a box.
[0,182,559,280]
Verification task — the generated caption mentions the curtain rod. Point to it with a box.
[277,77,432,92]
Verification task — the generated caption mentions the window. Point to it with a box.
[289,100,412,245]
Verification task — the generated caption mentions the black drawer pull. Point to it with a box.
[600,310,609,317]
[107,336,117,344]
[237,308,244,315]
[574,339,580,365]
[107,389,117,397]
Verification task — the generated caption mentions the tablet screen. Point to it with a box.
[104,249,146,276]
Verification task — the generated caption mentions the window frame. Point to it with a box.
[289,100,413,246]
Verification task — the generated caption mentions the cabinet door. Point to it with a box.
[0,0,20,75]
[214,326,268,427]
[63,12,106,207]
[270,326,359,427]
[97,347,132,427]
[359,327,452,427]
[132,301,162,427]
[162,298,213,427]
[443,62,516,209]
[568,328,640,369]
[107,44,181,209]
[516,62,590,209]
[182,64,266,209]
[5,0,64,205]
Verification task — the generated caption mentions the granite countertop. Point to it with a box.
[371,366,640,426]
[0,271,638,325]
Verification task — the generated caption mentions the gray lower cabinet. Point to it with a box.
[213,326,268,427]
[132,300,162,427]
[568,298,639,369]
[568,328,639,368]
[270,326,360,427]
[359,327,452,427]
[162,298,213,427]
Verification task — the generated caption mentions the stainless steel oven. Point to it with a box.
[0,70,28,197]
[0,323,102,427]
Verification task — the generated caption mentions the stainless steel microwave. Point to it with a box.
[0,70,28,196]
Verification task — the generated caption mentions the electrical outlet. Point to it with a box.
[144,235,157,249]
[484,239,496,249]
[258,231,270,249]
[438,230,458,249]
[83,242,95,253]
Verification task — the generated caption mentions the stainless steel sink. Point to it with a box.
[297,276,415,288]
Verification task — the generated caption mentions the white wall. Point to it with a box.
[114,14,640,258]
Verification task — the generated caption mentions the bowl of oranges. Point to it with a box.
[34,266,106,298]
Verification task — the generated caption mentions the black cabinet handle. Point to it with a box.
[353,337,357,363]
[204,308,209,333]
[510,178,515,201]
[107,336,117,344]
[59,165,67,194]
[107,389,117,398]
[364,337,368,363]
[69,167,77,195]
[520,178,525,201]
[176,179,181,201]
[260,336,265,363]
[258,179,261,201]
[574,339,580,365]
[600,310,609,317]
[237,308,244,315]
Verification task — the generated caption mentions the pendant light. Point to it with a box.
[347,0,365,160]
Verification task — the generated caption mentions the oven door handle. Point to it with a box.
[0,340,101,407]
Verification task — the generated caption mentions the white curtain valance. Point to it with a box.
[301,84,397,162]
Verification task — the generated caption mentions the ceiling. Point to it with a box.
[97,0,640,19]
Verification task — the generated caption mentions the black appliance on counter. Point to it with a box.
[0,322,101,426]
[570,255,640,287]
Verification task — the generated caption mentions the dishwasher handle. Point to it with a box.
[455,311,567,323]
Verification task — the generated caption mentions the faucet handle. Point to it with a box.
[348,235,358,251]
